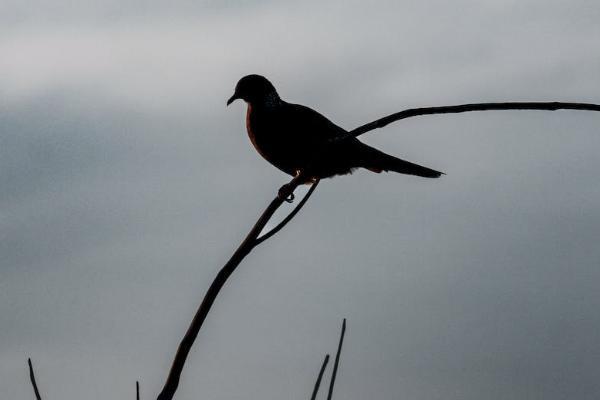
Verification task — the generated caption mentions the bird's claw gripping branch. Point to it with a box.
[278,183,296,203]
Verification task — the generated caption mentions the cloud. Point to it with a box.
[2,1,600,400]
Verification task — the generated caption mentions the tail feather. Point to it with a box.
[358,143,443,178]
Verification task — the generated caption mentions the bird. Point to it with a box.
[227,74,443,184]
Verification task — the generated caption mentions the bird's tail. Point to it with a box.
[357,143,443,178]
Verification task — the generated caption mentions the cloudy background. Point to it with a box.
[2,1,600,399]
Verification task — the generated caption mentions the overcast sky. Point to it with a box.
[2,1,600,399]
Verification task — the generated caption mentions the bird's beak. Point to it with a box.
[226,93,238,106]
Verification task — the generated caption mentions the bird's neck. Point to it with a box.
[252,91,282,110]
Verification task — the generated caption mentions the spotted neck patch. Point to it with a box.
[263,92,282,109]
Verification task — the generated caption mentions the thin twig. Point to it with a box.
[157,175,315,400]
[137,381,140,400]
[27,358,43,400]
[347,101,600,139]
[327,319,346,400]
[256,180,320,245]
[310,354,330,400]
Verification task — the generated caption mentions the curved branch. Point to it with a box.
[156,175,316,400]
[347,101,600,139]
[27,358,43,400]
[256,180,320,246]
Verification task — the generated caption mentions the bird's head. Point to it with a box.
[227,74,279,106]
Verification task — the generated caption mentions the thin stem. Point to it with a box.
[156,175,313,400]
[310,354,330,400]
[347,101,600,139]
[327,319,346,400]
[256,180,320,245]
[137,381,140,400]
[27,358,43,400]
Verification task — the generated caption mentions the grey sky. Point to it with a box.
[2,1,600,399]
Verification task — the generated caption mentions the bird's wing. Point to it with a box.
[282,102,443,178]
[281,102,348,144]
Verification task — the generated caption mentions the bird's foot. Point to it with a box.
[278,183,296,203]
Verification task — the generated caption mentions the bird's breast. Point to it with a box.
[245,105,300,174]
[246,105,278,161]
[245,105,261,153]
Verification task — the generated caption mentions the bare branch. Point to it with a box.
[310,354,330,400]
[256,180,320,245]
[156,175,315,400]
[347,101,600,139]
[27,358,43,400]
[327,319,346,400]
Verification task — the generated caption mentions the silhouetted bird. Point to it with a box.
[227,74,443,182]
